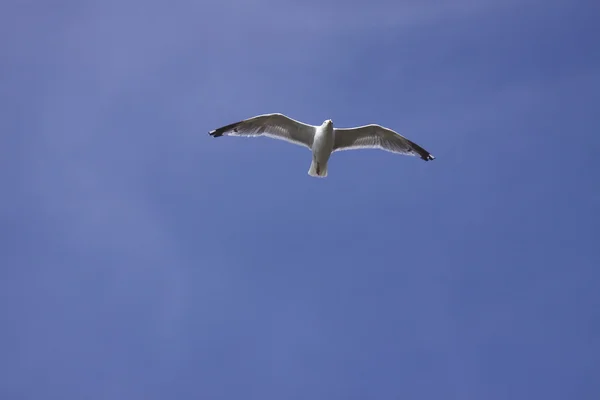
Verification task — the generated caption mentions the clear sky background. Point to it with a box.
[2,0,599,399]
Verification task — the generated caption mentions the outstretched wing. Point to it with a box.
[209,113,316,150]
[333,124,435,161]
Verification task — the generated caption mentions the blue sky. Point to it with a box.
[1,0,599,398]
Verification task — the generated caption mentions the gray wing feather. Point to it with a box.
[333,124,435,161]
[209,113,316,149]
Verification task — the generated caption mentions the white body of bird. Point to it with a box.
[308,119,334,177]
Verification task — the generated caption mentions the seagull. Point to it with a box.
[209,113,435,178]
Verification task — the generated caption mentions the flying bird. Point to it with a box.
[209,113,435,178]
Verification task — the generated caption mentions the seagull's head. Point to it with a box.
[323,119,333,127]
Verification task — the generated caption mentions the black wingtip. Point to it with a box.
[209,121,242,138]
[407,139,435,161]
[209,127,228,137]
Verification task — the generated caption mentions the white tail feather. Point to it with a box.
[308,159,328,178]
